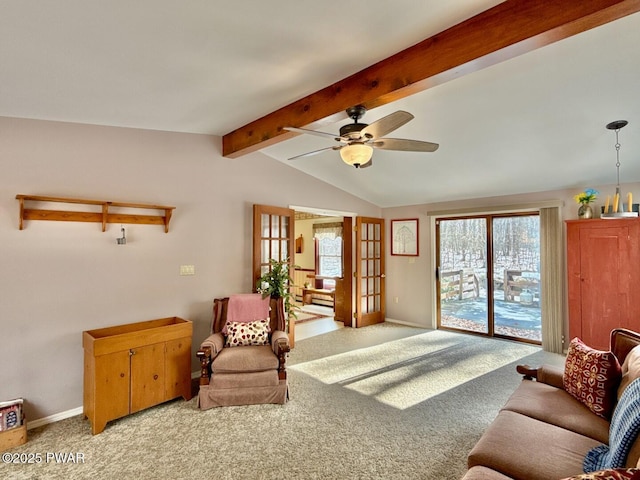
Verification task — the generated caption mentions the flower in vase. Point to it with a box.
[574,188,598,205]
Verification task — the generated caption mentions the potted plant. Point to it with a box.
[574,188,598,219]
[256,258,299,321]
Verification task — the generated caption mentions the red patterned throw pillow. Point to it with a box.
[225,319,271,347]
[563,337,621,419]
[561,468,640,479]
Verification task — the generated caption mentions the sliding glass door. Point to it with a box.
[437,218,489,334]
[491,215,541,341]
[436,213,541,343]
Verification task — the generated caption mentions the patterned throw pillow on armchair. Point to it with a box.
[225,318,271,347]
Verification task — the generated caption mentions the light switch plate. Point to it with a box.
[180,265,195,276]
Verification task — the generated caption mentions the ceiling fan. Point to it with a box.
[284,105,439,168]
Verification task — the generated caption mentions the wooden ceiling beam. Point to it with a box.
[222,0,640,158]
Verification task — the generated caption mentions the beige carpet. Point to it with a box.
[0,324,565,480]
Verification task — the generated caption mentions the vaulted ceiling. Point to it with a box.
[2,1,640,207]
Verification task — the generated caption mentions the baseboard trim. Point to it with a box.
[28,406,84,430]
[28,373,202,430]
[385,318,431,329]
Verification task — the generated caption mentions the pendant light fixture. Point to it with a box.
[601,120,638,218]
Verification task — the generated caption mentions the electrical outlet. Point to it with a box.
[180,265,195,276]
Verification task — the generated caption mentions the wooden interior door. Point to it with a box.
[355,217,385,327]
[253,204,295,343]
[336,216,353,326]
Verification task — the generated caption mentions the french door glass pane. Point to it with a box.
[492,216,541,342]
[438,218,488,333]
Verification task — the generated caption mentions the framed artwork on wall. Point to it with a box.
[391,218,419,256]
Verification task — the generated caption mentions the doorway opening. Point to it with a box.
[436,213,541,344]
[292,207,353,340]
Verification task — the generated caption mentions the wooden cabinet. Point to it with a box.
[83,317,192,434]
[566,219,640,350]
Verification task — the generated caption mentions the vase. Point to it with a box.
[578,204,593,219]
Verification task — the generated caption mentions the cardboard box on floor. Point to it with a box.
[0,398,27,452]
[0,424,27,452]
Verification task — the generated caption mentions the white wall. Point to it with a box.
[0,117,380,422]
[383,184,640,344]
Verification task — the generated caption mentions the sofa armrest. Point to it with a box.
[200,332,224,356]
[516,364,565,389]
[271,330,290,354]
[196,333,224,386]
[271,330,290,381]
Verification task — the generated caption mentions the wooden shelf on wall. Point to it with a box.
[16,195,175,232]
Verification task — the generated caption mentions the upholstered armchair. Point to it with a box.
[196,294,290,409]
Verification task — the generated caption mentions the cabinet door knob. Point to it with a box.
[120,373,125,378]
[153,374,159,380]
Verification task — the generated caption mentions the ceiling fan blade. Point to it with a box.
[360,111,414,139]
[372,138,439,152]
[288,145,341,161]
[284,126,340,141]
[358,158,373,169]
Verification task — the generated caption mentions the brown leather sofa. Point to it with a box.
[463,329,640,480]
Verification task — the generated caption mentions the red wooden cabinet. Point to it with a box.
[566,218,640,351]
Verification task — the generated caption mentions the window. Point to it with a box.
[317,236,342,277]
[313,222,343,279]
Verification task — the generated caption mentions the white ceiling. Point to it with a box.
[2,1,640,207]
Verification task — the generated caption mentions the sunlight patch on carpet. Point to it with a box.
[290,329,539,409]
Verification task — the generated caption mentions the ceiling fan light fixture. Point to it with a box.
[340,143,373,168]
